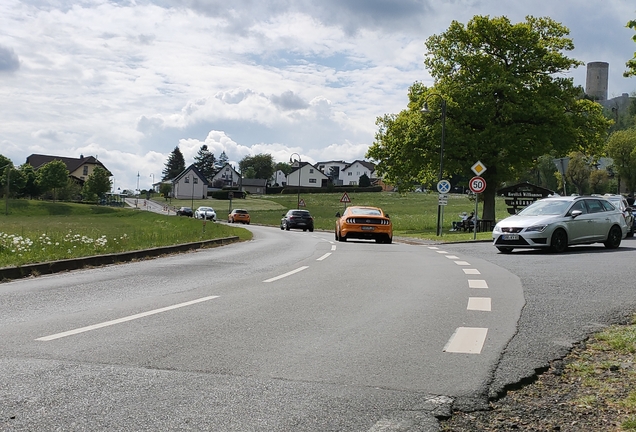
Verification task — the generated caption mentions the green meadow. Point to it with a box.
[1,192,508,267]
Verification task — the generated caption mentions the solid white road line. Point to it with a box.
[263,266,309,283]
[36,296,220,342]
[317,253,332,261]
[467,297,492,311]
[468,279,489,289]
[444,327,488,354]
[463,268,481,275]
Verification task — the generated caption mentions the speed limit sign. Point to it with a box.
[469,176,487,193]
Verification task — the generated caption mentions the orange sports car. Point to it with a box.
[335,206,393,244]
[228,209,250,224]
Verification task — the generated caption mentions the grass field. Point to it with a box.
[1,192,508,267]
[168,191,509,239]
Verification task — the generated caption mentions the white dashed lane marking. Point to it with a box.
[463,268,481,275]
[317,253,331,261]
[453,261,471,266]
[445,255,459,259]
[37,296,220,341]
[263,266,309,283]
[468,279,489,289]
[467,297,492,311]
[444,327,488,354]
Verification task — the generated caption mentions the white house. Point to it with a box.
[209,163,241,189]
[340,160,375,185]
[316,160,348,186]
[286,162,329,188]
[172,165,208,199]
[270,169,287,187]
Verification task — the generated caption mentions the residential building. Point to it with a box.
[172,165,208,199]
[241,178,268,195]
[25,154,112,185]
[209,163,241,189]
[316,160,347,186]
[340,160,375,185]
[287,162,329,188]
[270,169,287,187]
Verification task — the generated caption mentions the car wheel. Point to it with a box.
[549,229,568,253]
[627,229,634,238]
[497,247,514,253]
[302,228,307,232]
[338,231,347,242]
[386,236,392,244]
[604,225,622,249]
[285,222,290,231]
[309,228,314,232]
[280,223,284,230]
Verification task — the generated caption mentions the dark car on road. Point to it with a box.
[176,206,193,217]
[280,210,314,232]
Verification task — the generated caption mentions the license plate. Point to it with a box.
[361,226,375,231]
[502,234,519,241]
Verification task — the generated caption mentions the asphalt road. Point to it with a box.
[1,225,636,431]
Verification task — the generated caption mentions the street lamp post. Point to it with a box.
[191,174,195,210]
[289,153,301,209]
[135,171,140,209]
[422,94,447,236]
[150,173,154,194]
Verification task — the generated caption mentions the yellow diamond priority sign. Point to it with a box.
[471,161,487,176]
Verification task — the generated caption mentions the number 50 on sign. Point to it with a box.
[469,176,487,193]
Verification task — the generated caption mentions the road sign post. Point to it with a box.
[340,192,351,210]
[436,180,451,236]
[469,176,486,239]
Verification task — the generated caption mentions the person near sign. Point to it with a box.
[451,212,470,231]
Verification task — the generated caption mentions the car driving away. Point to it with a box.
[194,206,217,221]
[280,210,314,232]
[176,206,193,217]
[335,205,393,244]
[492,195,628,253]
[228,209,250,224]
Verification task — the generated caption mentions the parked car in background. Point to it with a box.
[335,206,393,244]
[176,206,193,217]
[492,195,627,253]
[228,209,250,224]
[194,206,217,221]
[603,194,634,237]
[280,210,314,232]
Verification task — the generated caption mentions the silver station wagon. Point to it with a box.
[492,195,628,253]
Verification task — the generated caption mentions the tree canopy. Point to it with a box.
[194,145,216,180]
[239,154,275,179]
[162,146,185,180]
[37,160,69,201]
[367,15,611,220]
[625,19,636,77]
[82,166,112,201]
[606,128,636,195]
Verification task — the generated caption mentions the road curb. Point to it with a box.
[0,236,240,282]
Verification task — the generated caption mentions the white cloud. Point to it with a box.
[0,0,634,189]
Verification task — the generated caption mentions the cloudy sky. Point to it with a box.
[1,0,635,190]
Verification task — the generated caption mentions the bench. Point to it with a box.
[462,219,495,233]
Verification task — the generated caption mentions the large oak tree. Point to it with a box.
[367,15,611,220]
